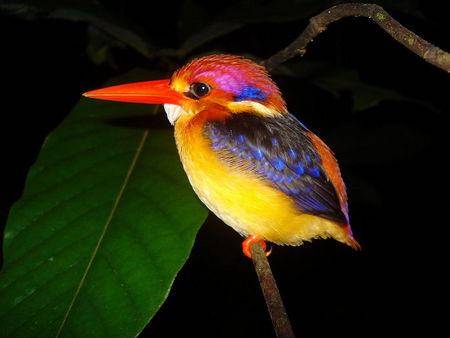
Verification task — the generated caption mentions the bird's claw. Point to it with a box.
[242,235,272,258]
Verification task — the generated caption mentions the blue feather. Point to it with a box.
[234,86,267,101]
[307,167,321,178]
[288,148,297,159]
[272,158,285,171]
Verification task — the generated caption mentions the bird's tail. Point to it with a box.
[346,236,362,250]
[340,225,361,250]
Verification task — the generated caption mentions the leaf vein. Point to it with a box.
[55,129,149,337]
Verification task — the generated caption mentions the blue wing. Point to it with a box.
[204,112,347,224]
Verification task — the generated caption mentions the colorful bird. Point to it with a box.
[84,54,360,257]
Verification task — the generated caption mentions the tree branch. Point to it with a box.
[250,242,295,338]
[262,2,450,73]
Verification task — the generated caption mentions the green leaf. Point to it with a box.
[0,69,208,337]
[285,61,431,112]
[86,25,126,65]
[315,68,408,112]
[173,0,243,56]
[51,7,154,58]
[177,0,210,43]
[0,1,155,58]
[218,0,335,24]
[175,0,336,55]
[180,21,244,55]
[328,122,432,165]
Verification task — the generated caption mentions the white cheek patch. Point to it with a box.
[163,104,185,125]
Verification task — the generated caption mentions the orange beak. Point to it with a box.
[83,79,185,105]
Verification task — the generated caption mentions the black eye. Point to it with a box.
[189,82,211,99]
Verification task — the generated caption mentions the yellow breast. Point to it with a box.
[173,112,353,246]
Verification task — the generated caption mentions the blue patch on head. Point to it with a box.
[234,86,268,101]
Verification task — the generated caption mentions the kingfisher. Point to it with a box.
[84,54,360,257]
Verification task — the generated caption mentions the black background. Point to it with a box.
[1,0,448,337]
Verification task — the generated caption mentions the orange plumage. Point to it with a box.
[84,54,360,254]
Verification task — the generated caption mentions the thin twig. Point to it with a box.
[250,242,295,338]
[262,3,450,73]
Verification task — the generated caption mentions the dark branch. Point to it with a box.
[262,3,450,73]
[250,243,295,338]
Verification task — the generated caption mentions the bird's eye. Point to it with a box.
[189,82,211,99]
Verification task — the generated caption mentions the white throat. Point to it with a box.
[163,104,185,125]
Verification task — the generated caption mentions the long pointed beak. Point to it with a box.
[83,79,185,105]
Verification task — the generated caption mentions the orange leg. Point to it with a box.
[242,235,272,258]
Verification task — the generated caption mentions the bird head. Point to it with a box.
[84,55,287,125]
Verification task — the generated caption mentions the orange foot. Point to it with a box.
[242,235,272,258]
